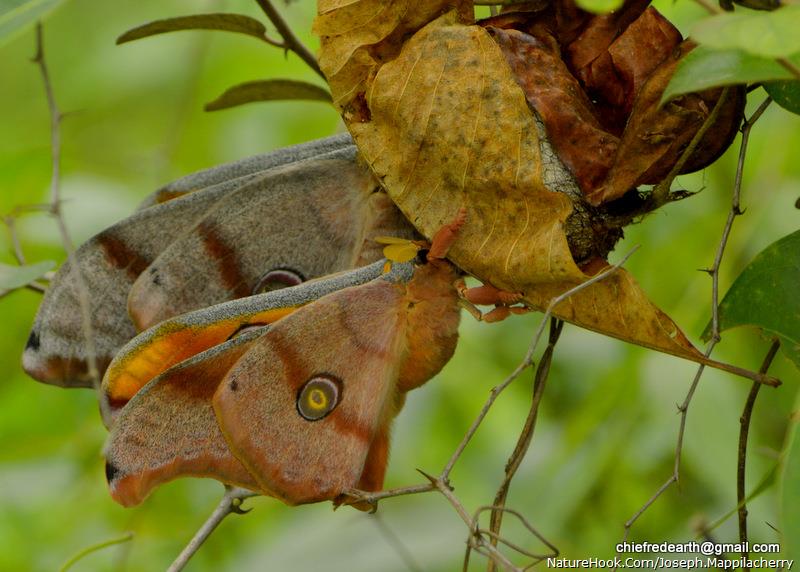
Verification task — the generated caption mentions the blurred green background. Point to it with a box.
[1,1,799,570]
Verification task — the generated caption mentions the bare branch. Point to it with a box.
[737,339,781,568]
[167,486,257,572]
[419,471,521,572]
[475,505,558,560]
[4,215,28,266]
[442,247,639,481]
[621,96,773,544]
[651,87,732,207]
[339,483,436,511]
[2,205,49,295]
[710,97,772,340]
[344,251,636,570]
[485,319,563,572]
[253,0,325,79]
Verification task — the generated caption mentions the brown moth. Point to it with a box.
[104,247,462,507]
[23,134,416,388]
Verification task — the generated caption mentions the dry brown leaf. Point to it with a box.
[591,41,745,204]
[316,5,708,363]
[314,1,471,115]
[489,26,619,197]
[484,3,741,205]
[604,8,683,115]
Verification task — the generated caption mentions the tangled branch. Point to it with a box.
[621,96,774,542]
[485,318,563,572]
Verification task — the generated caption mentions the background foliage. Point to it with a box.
[1,0,798,570]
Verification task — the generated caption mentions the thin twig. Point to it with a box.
[737,339,781,569]
[443,248,638,481]
[340,483,436,510]
[4,215,28,266]
[253,0,324,79]
[485,319,563,572]
[419,471,521,572]
[476,506,558,560]
[701,462,778,535]
[344,251,636,570]
[620,96,773,544]
[710,97,771,339]
[167,486,257,572]
[1,214,49,294]
[59,532,133,572]
[621,342,715,543]
[33,23,110,424]
[651,87,732,206]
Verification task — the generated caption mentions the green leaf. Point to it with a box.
[0,260,54,290]
[0,0,65,47]
[204,79,332,111]
[574,0,623,15]
[691,6,800,59]
[702,229,800,370]
[765,80,800,116]
[117,13,268,45]
[663,46,799,103]
[780,395,800,562]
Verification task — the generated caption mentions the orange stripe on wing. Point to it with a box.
[104,306,297,403]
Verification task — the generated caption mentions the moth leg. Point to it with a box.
[452,277,482,321]
[455,278,526,322]
[427,207,467,261]
[483,305,531,323]
[460,283,522,306]
[433,211,526,322]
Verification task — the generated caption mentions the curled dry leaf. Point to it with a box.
[487,3,744,205]
[315,1,719,363]
[487,25,619,195]
[595,41,744,204]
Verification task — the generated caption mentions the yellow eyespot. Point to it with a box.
[307,388,328,410]
[297,375,341,421]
